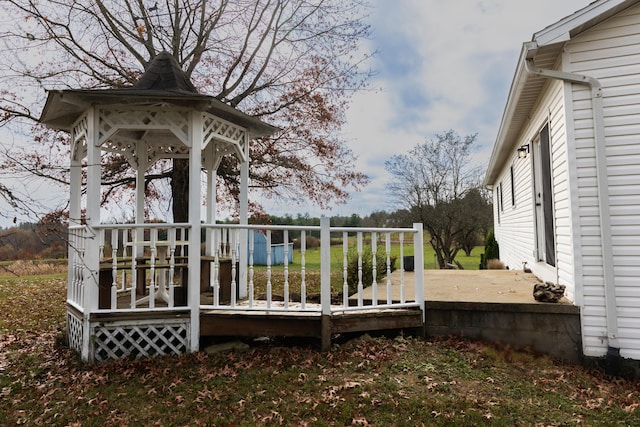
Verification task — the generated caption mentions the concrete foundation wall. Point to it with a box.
[425,301,582,362]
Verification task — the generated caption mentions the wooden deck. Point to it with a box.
[200,305,424,351]
[99,290,423,351]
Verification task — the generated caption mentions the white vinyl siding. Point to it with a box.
[565,3,640,359]
[493,153,532,270]
[548,87,574,299]
[494,78,574,293]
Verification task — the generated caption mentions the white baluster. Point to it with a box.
[300,230,307,309]
[283,230,289,309]
[213,228,220,306]
[371,232,377,306]
[248,230,254,308]
[149,228,157,308]
[222,228,228,258]
[111,228,118,309]
[266,230,272,308]
[121,231,129,292]
[399,232,405,303]
[130,228,138,309]
[231,229,239,307]
[357,232,363,307]
[98,229,105,261]
[386,232,392,304]
[168,228,176,308]
[342,231,349,307]
[78,229,85,306]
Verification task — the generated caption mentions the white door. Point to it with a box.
[532,124,556,267]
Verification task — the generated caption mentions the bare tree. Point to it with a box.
[0,0,372,222]
[385,130,490,268]
[456,187,493,256]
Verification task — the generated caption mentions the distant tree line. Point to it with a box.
[0,213,67,260]
[2,204,493,264]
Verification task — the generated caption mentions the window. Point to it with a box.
[510,165,515,206]
[499,182,504,212]
[496,186,501,224]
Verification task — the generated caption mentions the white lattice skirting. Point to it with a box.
[66,312,84,354]
[92,319,190,362]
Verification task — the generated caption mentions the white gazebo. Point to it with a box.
[40,52,278,359]
[40,52,425,363]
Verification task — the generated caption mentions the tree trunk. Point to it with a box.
[430,237,447,269]
[171,159,190,257]
[171,159,189,223]
[430,235,460,269]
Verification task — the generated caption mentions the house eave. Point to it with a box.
[483,43,560,186]
[534,0,638,46]
[483,0,640,187]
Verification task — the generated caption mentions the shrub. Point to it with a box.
[480,230,500,269]
[38,242,67,259]
[293,235,321,249]
[346,245,397,295]
[487,259,506,270]
[485,230,499,260]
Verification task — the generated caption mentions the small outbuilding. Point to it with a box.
[250,232,293,265]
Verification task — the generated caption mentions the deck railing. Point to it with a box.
[72,220,424,315]
[201,220,425,315]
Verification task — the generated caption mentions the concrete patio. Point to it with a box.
[367,269,568,304]
[360,269,581,362]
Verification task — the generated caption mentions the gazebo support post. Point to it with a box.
[68,117,83,296]
[188,111,203,352]
[83,107,101,360]
[238,133,250,299]
[135,139,147,226]
[134,139,147,282]
[204,144,217,256]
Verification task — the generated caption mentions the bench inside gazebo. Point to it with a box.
[40,52,425,362]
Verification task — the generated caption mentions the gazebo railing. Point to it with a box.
[93,223,192,311]
[69,221,424,315]
[68,225,88,311]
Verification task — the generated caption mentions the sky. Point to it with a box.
[0,0,591,226]
[259,0,590,218]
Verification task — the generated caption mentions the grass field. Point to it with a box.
[250,243,483,297]
[288,243,483,271]
[1,271,640,425]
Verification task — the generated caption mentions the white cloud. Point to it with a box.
[0,0,592,224]
[297,0,588,218]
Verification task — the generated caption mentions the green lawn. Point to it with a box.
[2,276,640,425]
[285,243,483,271]
[248,243,482,297]
[244,239,483,298]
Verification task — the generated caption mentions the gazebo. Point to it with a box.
[39,52,425,363]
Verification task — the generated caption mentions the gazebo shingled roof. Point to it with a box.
[39,51,279,137]
[133,51,200,94]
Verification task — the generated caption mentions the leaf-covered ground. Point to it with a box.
[1,276,639,426]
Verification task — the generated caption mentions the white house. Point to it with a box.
[484,0,640,368]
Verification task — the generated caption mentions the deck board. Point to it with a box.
[200,305,423,349]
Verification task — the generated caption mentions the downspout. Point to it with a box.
[524,42,620,370]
